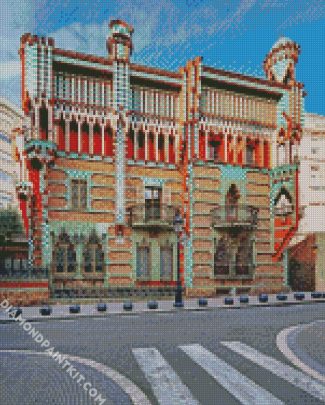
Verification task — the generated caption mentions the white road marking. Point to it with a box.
[180,344,284,405]
[0,349,151,405]
[277,322,325,383]
[132,347,199,405]
[222,341,325,402]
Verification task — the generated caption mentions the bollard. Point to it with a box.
[294,292,305,301]
[69,304,81,314]
[40,306,52,316]
[311,292,322,299]
[123,301,133,311]
[9,307,22,318]
[97,303,107,312]
[224,297,234,305]
[259,294,268,303]
[147,301,158,310]
[239,295,249,304]
[198,297,208,307]
[276,294,287,301]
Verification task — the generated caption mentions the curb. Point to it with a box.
[1,298,325,324]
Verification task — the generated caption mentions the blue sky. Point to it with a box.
[1,0,324,115]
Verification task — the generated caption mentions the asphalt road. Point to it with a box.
[1,303,325,405]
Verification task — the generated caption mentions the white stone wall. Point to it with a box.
[0,98,25,208]
[297,113,325,236]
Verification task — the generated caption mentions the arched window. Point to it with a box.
[148,132,155,161]
[208,132,223,162]
[93,123,102,155]
[199,130,206,160]
[227,135,234,164]
[168,134,175,164]
[39,103,48,140]
[158,133,165,162]
[104,125,113,157]
[237,137,243,165]
[137,130,145,160]
[54,232,76,273]
[127,128,135,159]
[246,138,255,166]
[57,117,65,151]
[264,140,270,168]
[82,232,104,273]
[69,120,78,153]
[81,121,89,154]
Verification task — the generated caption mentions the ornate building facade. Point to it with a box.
[16,21,304,301]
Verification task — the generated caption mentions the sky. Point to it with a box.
[0,0,324,115]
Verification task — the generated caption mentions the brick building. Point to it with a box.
[16,21,304,301]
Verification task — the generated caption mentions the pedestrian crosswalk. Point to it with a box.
[132,342,325,405]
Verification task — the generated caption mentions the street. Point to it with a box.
[1,303,325,404]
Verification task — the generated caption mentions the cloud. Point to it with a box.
[278,0,325,30]
[0,61,21,80]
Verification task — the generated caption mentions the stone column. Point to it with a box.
[89,122,94,155]
[65,119,70,152]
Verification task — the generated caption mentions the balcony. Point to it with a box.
[128,204,178,229]
[211,205,258,229]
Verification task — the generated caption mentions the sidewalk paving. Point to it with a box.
[1,292,325,323]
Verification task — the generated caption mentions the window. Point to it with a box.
[83,234,104,273]
[136,245,150,279]
[311,148,319,155]
[71,179,87,210]
[145,187,162,221]
[274,190,293,216]
[54,232,76,273]
[214,237,231,275]
[246,144,254,166]
[160,246,173,281]
[235,236,253,275]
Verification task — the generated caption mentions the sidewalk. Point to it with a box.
[1,292,325,323]
[286,320,325,377]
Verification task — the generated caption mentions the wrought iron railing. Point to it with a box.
[211,205,258,227]
[0,267,49,279]
[128,204,178,228]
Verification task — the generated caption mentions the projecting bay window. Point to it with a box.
[71,179,87,210]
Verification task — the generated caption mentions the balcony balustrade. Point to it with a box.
[128,204,177,229]
[211,204,258,229]
[128,204,178,229]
